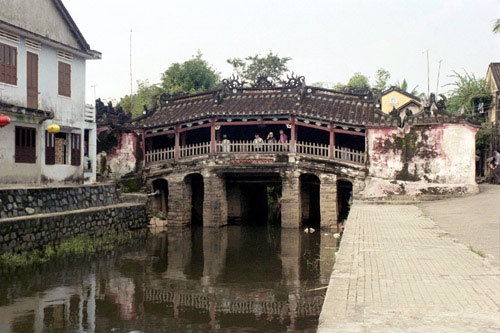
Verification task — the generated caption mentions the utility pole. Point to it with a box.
[436,60,443,96]
[425,50,430,98]
[130,29,133,100]
[91,85,97,103]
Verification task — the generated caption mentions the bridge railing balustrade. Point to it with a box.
[179,142,211,158]
[145,147,175,163]
[216,140,291,153]
[145,141,366,165]
[296,141,329,158]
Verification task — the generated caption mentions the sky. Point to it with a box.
[63,0,500,104]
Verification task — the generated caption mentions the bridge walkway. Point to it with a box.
[318,203,500,332]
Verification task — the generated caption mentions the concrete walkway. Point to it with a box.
[318,203,500,332]
[418,184,500,268]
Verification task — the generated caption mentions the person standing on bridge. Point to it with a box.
[279,129,288,151]
[222,134,230,152]
[253,133,263,151]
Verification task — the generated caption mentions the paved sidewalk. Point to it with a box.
[318,204,500,332]
[418,184,500,268]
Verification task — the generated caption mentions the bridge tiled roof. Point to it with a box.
[133,86,399,129]
[131,78,477,130]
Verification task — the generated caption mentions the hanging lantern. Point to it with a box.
[0,114,10,128]
[47,124,60,133]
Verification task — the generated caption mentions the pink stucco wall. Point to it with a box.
[365,123,478,198]
[106,132,139,178]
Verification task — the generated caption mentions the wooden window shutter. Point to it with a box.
[15,126,36,163]
[58,61,71,97]
[0,43,17,85]
[45,131,55,165]
[71,133,81,166]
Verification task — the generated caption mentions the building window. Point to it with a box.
[15,126,36,163]
[71,133,81,166]
[45,131,55,165]
[0,42,17,85]
[58,61,71,97]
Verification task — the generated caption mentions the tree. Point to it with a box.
[119,80,162,118]
[161,51,221,94]
[445,70,489,115]
[227,51,292,84]
[394,79,421,96]
[347,72,370,91]
[373,68,391,91]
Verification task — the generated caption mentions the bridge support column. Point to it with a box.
[203,173,228,227]
[281,170,301,228]
[319,174,337,229]
[167,177,191,226]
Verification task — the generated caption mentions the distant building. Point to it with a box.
[380,86,421,115]
[485,62,500,123]
[0,0,101,185]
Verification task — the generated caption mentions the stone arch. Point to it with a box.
[184,173,204,225]
[337,179,353,222]
[152,178,169,216]
[300,173,321,227]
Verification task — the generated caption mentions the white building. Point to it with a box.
[0,0,100,185]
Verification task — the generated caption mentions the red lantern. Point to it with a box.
[0,114,10,128]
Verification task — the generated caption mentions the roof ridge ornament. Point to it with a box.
[282,73,305,89]
[252,76,274,88]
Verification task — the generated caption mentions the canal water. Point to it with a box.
[0,226,338,332]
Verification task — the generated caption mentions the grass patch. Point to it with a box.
[0,230,148,268]
[468,245,486,258]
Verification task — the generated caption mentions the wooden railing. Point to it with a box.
[216,140,290,153]
[296,141,329,157]
[145,141,365,165]
[180,142,211,158]
[333,146,365,164]
[146,147,175,163]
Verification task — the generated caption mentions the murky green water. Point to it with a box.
[0,226,338,332]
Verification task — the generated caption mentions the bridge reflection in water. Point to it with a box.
[0,226,338,332]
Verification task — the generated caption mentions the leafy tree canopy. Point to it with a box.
[373,68,391,91]
[118,52,220,118]
[347,72,370,90]
[445,70,489,115]
[227,51,292,84]
[119,80,162,118]
[161,51,221,94]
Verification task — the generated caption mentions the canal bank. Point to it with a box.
[318,203,500,332]
[0,184,149,254]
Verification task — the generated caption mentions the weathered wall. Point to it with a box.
[0,185,121,219]
[104,132,139,178]
[365,124,478,198]
[0,204,148,253]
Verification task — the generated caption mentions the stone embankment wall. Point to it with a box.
[0,204,149,253]
[0,185,121,219]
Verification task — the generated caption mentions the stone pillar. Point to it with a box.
[167,175,191,226]
[202,172,228,227]
[319,174,337,229]
[281,170,301,228]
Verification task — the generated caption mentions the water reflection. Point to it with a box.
[0,226,338,332]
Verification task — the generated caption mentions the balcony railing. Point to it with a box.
[145,140,366,165]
